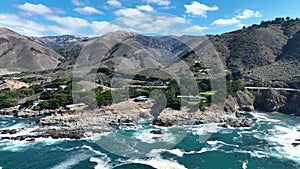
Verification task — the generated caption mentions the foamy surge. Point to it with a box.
[50,153,91,169]
[82,145,112,169]
[133,129,176,144]
[242,160,248,169]
[0,138,64,152]
[0,123,68,152]
[90,157,111,169]
[147,148,185,157]
[249,112,281,123]
[129,157,187,169]
[84,131,111,141]
[267,125,300,164]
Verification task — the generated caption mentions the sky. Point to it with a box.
[0,0,299,37]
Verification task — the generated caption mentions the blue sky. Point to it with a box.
[0,0,299,37]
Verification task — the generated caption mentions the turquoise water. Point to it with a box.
[0,112,299,169]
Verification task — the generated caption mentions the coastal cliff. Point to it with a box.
[252,89,300,116]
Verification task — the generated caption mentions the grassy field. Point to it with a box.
[199,90,217,96]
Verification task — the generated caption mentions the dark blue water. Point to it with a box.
[0,112,299,169]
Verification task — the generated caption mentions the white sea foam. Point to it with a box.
[188,124,220,143]
[5,122,26,129]
[82,145,112,169]
[207,140,239,148]
[232,150,268,158]
[0,140,36,152]
[242,160,248,169]
[118,125,142,131]
[129,157,187,169]
[266,125,300,164]
[147,148,185,157]
[249,112,281,123]
[0,137,64,152]
[145,140,230,156]
[197,143,222,154]
[0,166,2,169]
[50,153,91,169]
[90,157,111,169]
[82,145,107,156]
[0,121,7,125]
[50,146,81,152]
[167,149,185,157]
[190,123,219,136]
[133,129,176,144]
[147,146,225,157]
[84,131,111,141]
[186,140,241,155]
[0,126,38,138]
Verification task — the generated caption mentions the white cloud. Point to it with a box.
[115,8,145,17]
[17,3,53,15]
[91,21,123,36]
[144,0,171,6]
[107,0,122,8]
[14,2,98,35]
[115,8,151,27]
[114,10,206,35]
[236,9,262,19]
[184,25,208,33]
[137,5,154,12]
[0,14,78,36]
[46,16,90,28]
[5,2,211,37]
[212,18,241,26]
[0,13,120,37]
[74,6,103,15]
[72,0,85,6]
[212,9,262,27]
[184,1,218,17]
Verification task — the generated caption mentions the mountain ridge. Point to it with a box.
[1,17,300,87]
[0,27,63,71]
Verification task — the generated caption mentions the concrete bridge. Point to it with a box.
[245,87,300,92]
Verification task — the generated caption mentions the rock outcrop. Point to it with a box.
[279,92,300,116]
[252,89,300,116]
[224,95,239,113]
[218,118,253,128]
[253,89,287,112]
[223,90,254,113]
[234,91,254,111]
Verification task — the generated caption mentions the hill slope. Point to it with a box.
[3,17,298,87]
[0,28,63,71]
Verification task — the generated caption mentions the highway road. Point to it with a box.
[245,87,300,92]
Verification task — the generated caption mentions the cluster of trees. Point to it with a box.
[31,79,72,109]
[190,62,206,72]
[197,79,211,92]
[133,74,168,83]
[248,17,299,29]
[96,67,113,76]
[226,72,245,95]
[165,80,181,110]
[92,80,182,110]
[37,88,72,110]
[0,87,35,109]
[57,44,82,60]
[0,68,246,111]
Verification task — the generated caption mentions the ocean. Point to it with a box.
[0,111,299,169]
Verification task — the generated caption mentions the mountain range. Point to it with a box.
[0,17,299,88]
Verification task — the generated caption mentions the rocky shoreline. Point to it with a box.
[0,90,258,141]
[0,108,253,141]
